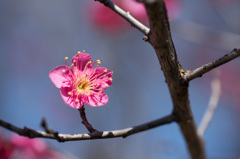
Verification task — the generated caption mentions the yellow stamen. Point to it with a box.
[68,92,72,95]
[83,50,85,52]
[97,60,101,64]
[88,61,92,64]
[105,84,108,87]
[109,78,112,81]
[75,99,79,102]
[78,51,81,54]
[62,70,66,73]
[65,57,68,60]
[104,69,107,72]
[78,80,90,91]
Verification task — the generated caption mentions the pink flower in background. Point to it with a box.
[49,51,113,109]
[121,0,148,24]
[0,137,14,159]
[10,135,63,159]
[89,0,181,32]
[0,131,64,159]
[89,0,147,32]
[90,3,125,32]
[165,0,182,19]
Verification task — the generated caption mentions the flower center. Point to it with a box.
[77,78,90,92]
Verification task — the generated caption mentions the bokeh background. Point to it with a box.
[0,0,240,158]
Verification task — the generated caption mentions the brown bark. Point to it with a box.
[144,0,206,158]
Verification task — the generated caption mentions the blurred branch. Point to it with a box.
[171,20,240,50]
[208,1,240,33]
[95,0,150,35]
[198,71,221,137]
[184,48,240,81]
[0,114,176,142]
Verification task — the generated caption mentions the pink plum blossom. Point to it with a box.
[89,0,147,32]
[0,137,14,159]
[121,0,148,23]
[88,0,181,32]
[10,135,63,159]
[0,130,64,159]
[49,51,113,109]
[90,2,125,32]
[165,0,182,19]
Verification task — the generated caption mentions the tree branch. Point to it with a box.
[95,0,150,35]
[143,0,206,158]
[184,48,240,81]
[198,71,221,137]
[92,0,239,158]
[0,114,176,142]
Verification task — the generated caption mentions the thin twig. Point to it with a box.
[198,71,221,137]
[40,118,64,142]
[95,0,150,35]
[184,48,240,81]
[41,118,55,134]
[0,114,176,142]
[78,105,97,133]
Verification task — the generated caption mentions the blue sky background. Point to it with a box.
[0,0,240,159]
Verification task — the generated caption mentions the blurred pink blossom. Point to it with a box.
[89,0,181,32]
[0,137,14,159]
[220,66,240,106]
[49,51,113,109]
[165,0,182,19]
[121,0,148,24]
[0,131,64,159]
[90,2,125,32]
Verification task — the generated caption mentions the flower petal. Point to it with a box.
[86,93,109,107]
[94,67,113,88]
[60,86,83,109]
[49,65,70,88]
[72,53,92,71]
